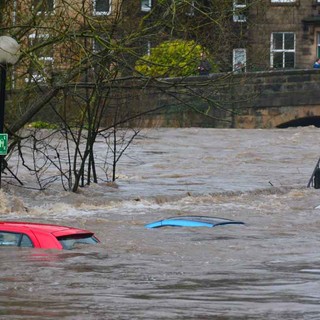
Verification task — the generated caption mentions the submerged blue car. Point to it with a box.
[144,216,245,229]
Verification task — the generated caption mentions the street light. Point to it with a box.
[0,36,20,188]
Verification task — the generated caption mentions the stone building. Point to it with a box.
[2,0,319,79]
[1,0,250,76]
[244,0,320,70]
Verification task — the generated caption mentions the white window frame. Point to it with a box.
[233,0,246,22]
[93,0,111,16]
[270,32,295,69]
[93,38,103,54]
[186,1,195,16]
[26,33,53,83]
[146,41,151,56]
[233,48,246,72]
[271,0,296,3]
[33,0,55,15]
[141,0,152,12]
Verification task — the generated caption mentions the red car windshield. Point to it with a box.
[57,234,99,250]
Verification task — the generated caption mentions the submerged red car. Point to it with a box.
[0,221,99,250]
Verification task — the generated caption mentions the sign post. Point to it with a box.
[0,36,20,188]
[0,133,8,155]
[0,65,6,188]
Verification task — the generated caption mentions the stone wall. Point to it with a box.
[233,69,320,128]
[11,69,320,129]
[120,69,320,129]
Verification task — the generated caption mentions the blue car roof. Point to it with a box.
[144,216,245,229]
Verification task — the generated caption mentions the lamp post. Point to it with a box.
[0,36,20,188]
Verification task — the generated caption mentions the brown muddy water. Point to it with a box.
[1,127,320,319]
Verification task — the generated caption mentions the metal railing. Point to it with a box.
[307,157,320,188]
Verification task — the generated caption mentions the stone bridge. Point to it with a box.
[116,69,320,129]
[24,69,320,129]
[231,69,320,129]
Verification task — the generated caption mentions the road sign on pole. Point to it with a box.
[0,133,8,155]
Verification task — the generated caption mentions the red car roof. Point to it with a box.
[0,221,93,237]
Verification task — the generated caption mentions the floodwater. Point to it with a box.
[1,127,320,319]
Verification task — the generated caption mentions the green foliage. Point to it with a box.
[135,39,216,77]
[28,121,58,129]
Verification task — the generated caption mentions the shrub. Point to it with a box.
[28,121,58,129]
[135,39,216,77]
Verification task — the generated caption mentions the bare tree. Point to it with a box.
[0,0,259,192]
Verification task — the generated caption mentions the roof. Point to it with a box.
[0,221,92,237]
[144,216,245,228]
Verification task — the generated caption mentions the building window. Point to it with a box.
[317,33,320,58]
[141,0,151,12]
[233,0,246,22]
[233,48,246,72]
[93,38,103,53]
[93,37,109,57]
[94,0,111,15]
[26,33,53,83]
[186,1,195,16]
[33,0,54,14]
[271,32,295,69]
[271,0,296,3]
[146,41,151,56]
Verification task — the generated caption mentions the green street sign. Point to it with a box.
[0,134,8,155]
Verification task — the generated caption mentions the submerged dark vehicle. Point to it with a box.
[144,216,245,229]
